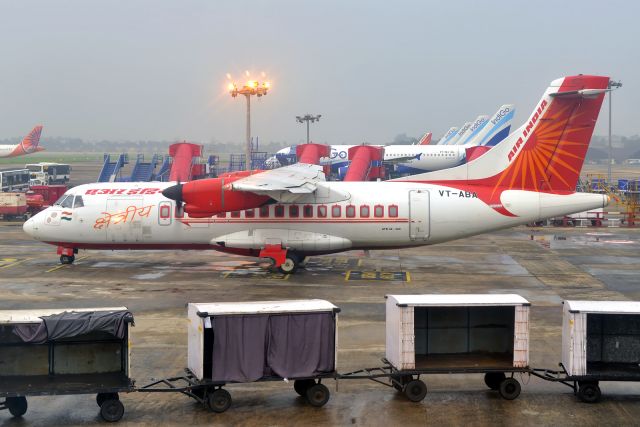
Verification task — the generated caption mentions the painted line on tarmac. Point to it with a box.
[0,258,32,270]
[45,255,90,273]
[344,270,411,282]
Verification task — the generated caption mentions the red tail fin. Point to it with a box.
[21,125,43,152]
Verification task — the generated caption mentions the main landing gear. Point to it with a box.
[258,244,306,274]
[57,246,78,265]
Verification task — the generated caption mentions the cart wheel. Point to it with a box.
[207,388,232,413]
[484,372,506,390]
[6,396,28,417]
[100,399,124,422]
[498,378,521,400]
[294,379,316,396]
[305,383,330,407]
[404,380,427,402]
[577,382,601,403]
[97,393,119,407]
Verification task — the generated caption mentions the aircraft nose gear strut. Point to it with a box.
[57,246,77,265]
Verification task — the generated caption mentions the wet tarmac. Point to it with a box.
[2,221,640,426]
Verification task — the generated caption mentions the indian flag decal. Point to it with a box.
[61,211,73,221]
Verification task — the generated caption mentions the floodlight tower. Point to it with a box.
[607,79,622,184]
[296,114,322,144]
[229,79,271,170]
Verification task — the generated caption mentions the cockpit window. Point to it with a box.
[54,194,70,207]
[60,195,74,209]
[73,196,84,208]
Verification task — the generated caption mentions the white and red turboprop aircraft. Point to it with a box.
[23,75,610,273]
[0,125,44,158]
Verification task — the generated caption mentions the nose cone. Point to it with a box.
[23,216,37,237]
[162,183,183,203]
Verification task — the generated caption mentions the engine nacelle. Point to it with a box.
[162,172,270,217]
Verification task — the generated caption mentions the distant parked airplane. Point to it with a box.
[0,126,44,158]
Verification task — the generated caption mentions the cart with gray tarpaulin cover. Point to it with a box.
[140,299,340,412]
[532,300,640,402]
[339,294,531,401]
[0,307,134,422]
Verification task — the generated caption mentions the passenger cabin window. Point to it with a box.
[275,205,285,218]
[73,196,84,208]
[346,205,356,218]
[231,211,241,218]
[259,206,269,218]
[331,205,341,218]
[374,205,384,218]
[303,205,313,218]
[289,205,299,218]
[245,209,255,218]
[360,205,370,217]
[159,205,171,219]
[389,205,399,218]
[317,205,327,218]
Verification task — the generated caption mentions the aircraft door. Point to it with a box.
[105,197,144,243]
[409,190,429,240]
[158,201,172,226]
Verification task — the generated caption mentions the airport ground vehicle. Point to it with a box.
[0,308,135,422]
[0,192,29,220]
[26,162,71,185]
[0,169,30,192]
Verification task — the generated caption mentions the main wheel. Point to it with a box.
[278,253,300,274]
[498,378,521,400]
[97,392,119,407]
[6,396,27,417]
[207,388,232,413]
[484,372,506,390]
[294,379,316,396]
[577,382,601,403]
[100,399,124,422]
[404,380,427,402]
[60,254,75,264]
[305,383,330,407]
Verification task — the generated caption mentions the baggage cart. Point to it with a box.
[340,294,531,402]
[140,300,340,413]
[0,308,134,422]
[531,300,640,403]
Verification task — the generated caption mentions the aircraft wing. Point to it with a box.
[230,163,326,195]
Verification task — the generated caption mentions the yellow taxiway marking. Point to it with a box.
[45,255,90,273]
[0,258,32,270]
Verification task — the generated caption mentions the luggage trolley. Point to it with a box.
[0,307,134,422]
[531,300,640,403]
[140,300,340,413]
[340,294,531,402]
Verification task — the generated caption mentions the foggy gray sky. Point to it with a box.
[0,0,638,146]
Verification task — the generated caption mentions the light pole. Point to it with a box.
[607,80,622,184]
[229,79,270,170]
[296,114,322,144]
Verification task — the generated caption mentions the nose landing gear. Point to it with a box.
[57,246,77,265]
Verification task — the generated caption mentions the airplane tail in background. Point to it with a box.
[399,75,610,195]
[464,104,515,147]
[456,115,489,145]
[20,125,43,153]
[446,122,472,145]
[436,127,459,145]
[418,132,432,145]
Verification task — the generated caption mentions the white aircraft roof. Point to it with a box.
[0,307,129,324]
[387,294,530,307]
[190,300,339,316]
[565,300,640,314]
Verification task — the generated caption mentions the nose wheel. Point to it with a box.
[60,255,75,264]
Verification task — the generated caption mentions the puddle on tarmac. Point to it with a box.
[131,272,167,280]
